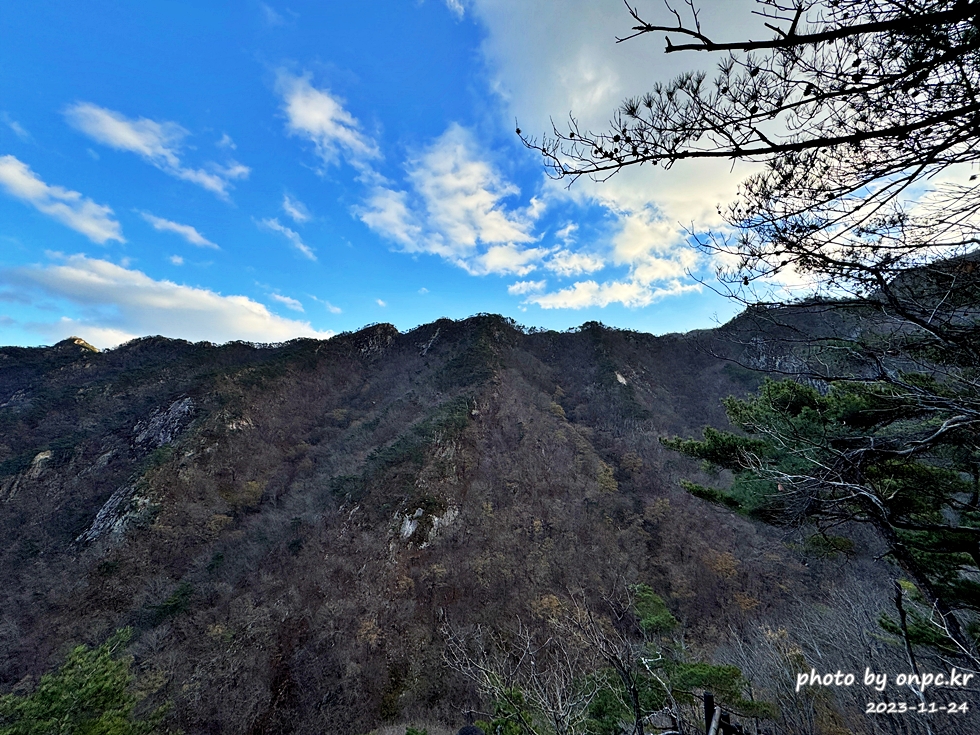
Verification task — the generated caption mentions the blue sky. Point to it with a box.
[0,0,758,348]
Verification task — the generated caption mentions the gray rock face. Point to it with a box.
[0,450,53,502]
[76,398,194,545]
[133,397,194,449]
[75,483,140,544]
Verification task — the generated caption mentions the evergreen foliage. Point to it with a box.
[529,0,980,666]
[665,376,980,655]
[630,585,677,636]
[0,629,166,735]
[450,586,774,735]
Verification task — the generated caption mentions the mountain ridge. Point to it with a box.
[0,312,914,734]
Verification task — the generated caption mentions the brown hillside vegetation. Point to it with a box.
[0,314,949,734]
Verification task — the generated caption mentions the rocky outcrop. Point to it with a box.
[75,482,154,545]
[133,397,194,449]
[0,450,53,502]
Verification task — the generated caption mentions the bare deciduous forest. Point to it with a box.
[6,0,980,732]
[1,311,967,734]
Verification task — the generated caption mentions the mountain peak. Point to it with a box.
[50,336,100,353]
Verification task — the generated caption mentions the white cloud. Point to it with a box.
[376,298,387,307]
[408,124,536,252]
[260,217,316,260]
[270,293,304,312]
[357,187,422,247]
[261,3,285,25]
[465,243,549,276]
[545,249,604,277]
[445,0,465,19]
[471,2,632,135]
[309,295,342,314]
[51,321,143,348]
[461,0,766,308]
[282,193,311,223]
[523,206,703,308]
[611,209,675,264]
[470,0,761,137]
[175,161,249,198]
[64,102,250,199]
[0,155,123,243]
[353,117,712,304]
[141,212,218,249]
[523,196,546,222]
[555,222,577,244]
[1,112,30,141]
[169,255,184,265]
[527,278,700,310]
[508,279,546,295]
[3,254,334,348]
[277,72,380,169]
[217,133,236,150]
[359,124,544,275]
[418,287,429,294]
[613,208,701,278]
[325,302,342,313]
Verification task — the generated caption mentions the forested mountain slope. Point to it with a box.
[0,315,922,734]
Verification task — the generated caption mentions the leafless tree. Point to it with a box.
[552,590,681,735]
[522,1,980,320]
[546,0,980,663]
[443,619,602,735]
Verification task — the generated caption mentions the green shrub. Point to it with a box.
[145,581,194,627]
[804,534,855,559]
[0,628,166,735]
[631,584,677,635]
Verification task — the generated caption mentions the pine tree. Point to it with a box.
[0,629,166,735]
[663,376,980,657]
